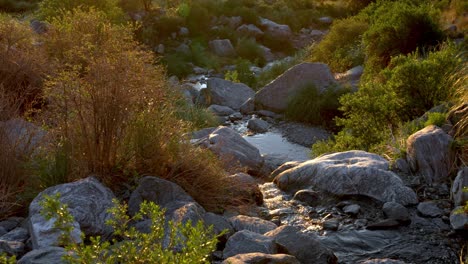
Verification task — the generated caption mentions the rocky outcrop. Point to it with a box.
[28,177,116,249]
[273,151,418,205]
[222,253,300,264]
[254,63,337,113]
[195,126,264,173]
[265,225,337,264]
[200,78,255,110]
[407,126,455,184]
[450,207,468,230]
[209,39,236,57]
[207,105,236,116]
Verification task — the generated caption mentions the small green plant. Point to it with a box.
[39,193,221,263]
[38,0,124,21]
[286,84,350,130]
[0,253,16,264]
[424,112,447,127]
[225,70,239,83]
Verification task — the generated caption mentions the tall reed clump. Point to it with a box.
[43,8,235,211]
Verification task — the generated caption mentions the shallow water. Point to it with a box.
[244,132,310,161]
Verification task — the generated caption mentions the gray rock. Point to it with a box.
[17,246,66,264]
[323,219,340,231]
[259,45,275,63]
[237,24,264,39]
[0,227,28,242]
[261,154,294,179]
[247,118,269,133]
[226,173,263,206]
[179,27,189,36]
[240,98,255,114]
[310,29,326,40]
[128,176,195,216]
[203,212,234,237]
[229,112,243,121]
[207,105,236,116]
[265,225,337,264]
[0,119,47,155]
[417,201,444,218]
[200,78,255,110]
[196,127,264,173]
[277,122,331,148]
[334,65,363,90]
[168,202,205,224]
[30,19,48,34]
[0,217,23,232]
[254,63,337,113]
[343,204,361,216]
[407,125,455,184]
[452,167,468,206]
[29,177,116,249]
[0,227,6,237]
[382,202,410,222]
[156,43,165,54]
[318,16,333,24]
[223,230,277,259]
[273,151,418,206]
[260,18,292,40]
[450,207,468,230]
[223,253,300,264]
[394,158,411,174]
[209,39,236,57]
[292,189,321,206]
[366,219,401,230]
[360,259,406,264]
[191,127,217,140]
[175,43,190,54]
[229,215,277,235]
[320,230,457,263]
[256,110,280,119]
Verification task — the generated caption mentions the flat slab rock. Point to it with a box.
[273,151,418,206]
[222,253,300,264]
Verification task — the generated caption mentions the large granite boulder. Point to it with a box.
[209,39,236,57]
[28,177,116,249]
[273,151,418,206]
[254,63,337,113]
[407,125,455,184]
[265,225,337,264]
[200,78,255,110]
[195,126,264,173]
[223,230,277,259]
[223,253,300,264]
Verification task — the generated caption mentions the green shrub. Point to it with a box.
[424,112,448,127]
[163,53,193,78]
[139,14,184,46]
[362,1,444,72]
[38,0,124,21]
[235,59,257,88]
[40,193,220,263]
[190,40,220,70]
[260,33,295,54]
[236,38,266,66]
[310,16,368,72]
[286,84,350,130]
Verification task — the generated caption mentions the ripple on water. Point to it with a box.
[243,132,310,161]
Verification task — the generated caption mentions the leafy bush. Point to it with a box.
[310,17,368,72]
[139,14,184,46]
[0,14,49,115]
[424,112,447,127]
[313,43,464,156]
[38,0,124,21]
[362,1,444,72]
[234,59,257,88]
[286,84,350,130]
[40,193,220,263]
